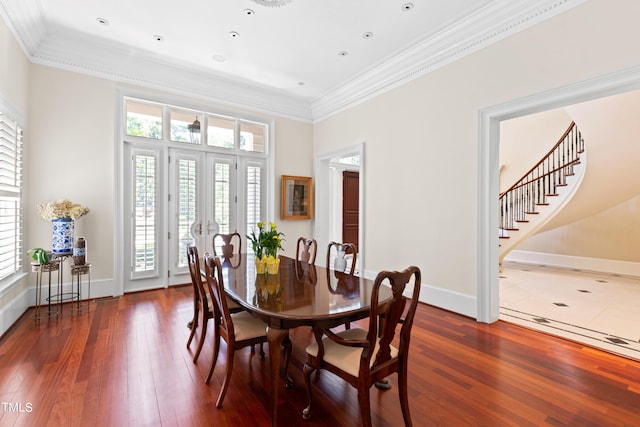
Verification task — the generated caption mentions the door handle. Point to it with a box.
[207,220,220,235]
[190,221,202,238]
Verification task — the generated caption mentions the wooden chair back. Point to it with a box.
[296,237,318,265]
[186,245,214,362]
[326,241,357,275]
[212,232,242,259]
[367,266,421,371]
[203,253,233,341]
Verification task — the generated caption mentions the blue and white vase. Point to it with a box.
[52,218,74,254]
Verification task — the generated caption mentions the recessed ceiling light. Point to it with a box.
[153,35,164,42]
[229,31,240,38]
[243,8,255,16]
[297,81,305,86]
[96,17,109,26]
[363,32,373,39]
[338,51,348,57]
[402,3,414,11]
[212,54,227,63]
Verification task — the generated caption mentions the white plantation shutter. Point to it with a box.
[0,112,23,282]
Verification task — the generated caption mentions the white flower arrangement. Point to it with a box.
[37,199,89,221]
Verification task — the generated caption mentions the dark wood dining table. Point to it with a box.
[218,253,392,427]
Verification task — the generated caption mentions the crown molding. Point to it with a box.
[2,0,585,123]
[29,28,314,122]
[0,0,46,54]
[310,0,586,122]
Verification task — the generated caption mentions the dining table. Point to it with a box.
[218,253,392,427]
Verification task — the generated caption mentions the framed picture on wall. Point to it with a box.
[281,175,313,220]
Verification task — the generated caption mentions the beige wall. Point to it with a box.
[519,194,640,262]
[0,16,28,113]
[27,65,115,280]
[313,0,640,298]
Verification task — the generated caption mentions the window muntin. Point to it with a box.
[126,101,162,139]
[0,112,23,283]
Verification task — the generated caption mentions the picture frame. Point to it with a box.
[281,175,313,220]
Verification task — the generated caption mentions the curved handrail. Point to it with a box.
[499,121,584,232]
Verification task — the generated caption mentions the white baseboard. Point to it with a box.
[363,268,477,319]
[504,250,640,278]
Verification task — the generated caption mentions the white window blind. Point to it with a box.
[134,154,157,273]
[0,112,23,282]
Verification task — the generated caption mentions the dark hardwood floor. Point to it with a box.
[1,285,639,426]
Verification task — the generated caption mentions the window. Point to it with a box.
[126,101,162,139]
[207,115,234,149]
[121,95,271,292]
[171,110,200,144]
[0,110,23,284]
[240,120,266,153]
[133,154,157,274]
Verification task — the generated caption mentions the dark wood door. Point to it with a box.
[342,171,359,251]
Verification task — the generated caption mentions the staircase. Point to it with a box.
[499,122,586,264]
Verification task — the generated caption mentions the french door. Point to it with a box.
[123,145,265,292]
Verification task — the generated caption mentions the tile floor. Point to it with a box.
[499,261,640,361]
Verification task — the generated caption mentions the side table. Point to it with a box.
[32,259,63,321]
[70,263,92,314]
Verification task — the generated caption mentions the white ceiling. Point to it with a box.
[0,0,582,121]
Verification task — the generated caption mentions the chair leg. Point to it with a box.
[192,312,208,363]
[398,365,413,426]
[301,363,315,420]
[206,332,221,384]
[282,335,293,389]
[186,305,199,348]
[215,346,235,408]
[357,385,373,427]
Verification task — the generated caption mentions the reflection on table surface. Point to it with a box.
[218,253,389,321]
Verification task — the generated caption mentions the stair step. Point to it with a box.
[525,211,539,214]
[536,203,550,206]
[499,236,510,239]
[515,220,529,223]
[546,193,559,197]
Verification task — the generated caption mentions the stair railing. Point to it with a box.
[499,121,584,234]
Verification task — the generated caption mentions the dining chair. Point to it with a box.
[186,245,213,363]
[327,241,358,329]
[296,237,318,265]
[212,232,242,260]
[302,266,421,427]
[326,241,357,275]
[203,253,269,408]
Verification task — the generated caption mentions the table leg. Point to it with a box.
[266,326,289,427]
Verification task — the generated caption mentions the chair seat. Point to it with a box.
[230,311,267,341]
[306,328,398,377]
